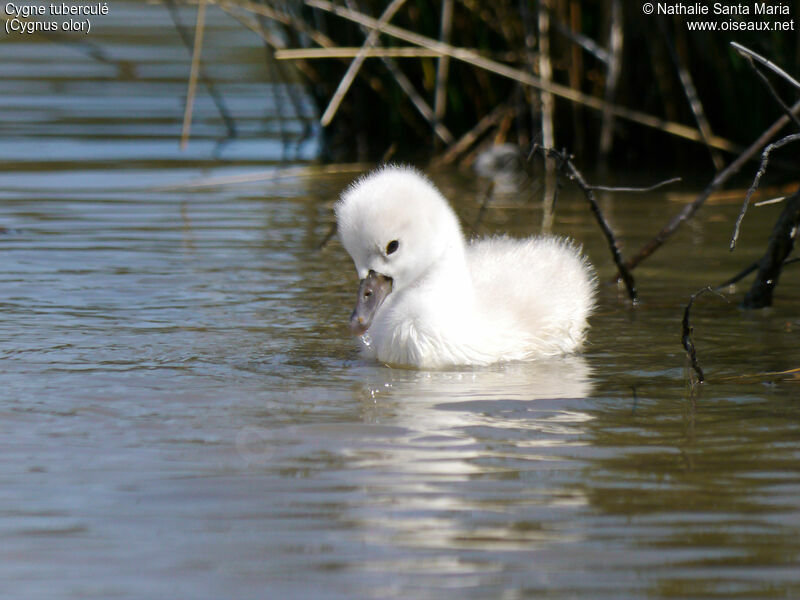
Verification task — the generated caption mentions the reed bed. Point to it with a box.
[173,0,798,170]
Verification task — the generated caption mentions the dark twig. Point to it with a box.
[745,57,800,130]
[742,188,800,309]
[716,254,800,290]
[716,261,759,288]
[590,177,682,193]
[681,286,729,384]
[682,288,710,384]
[731,41,800,92]
[530,145,637,301]
[729,133,800,250]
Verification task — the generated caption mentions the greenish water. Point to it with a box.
[1,3,800,599]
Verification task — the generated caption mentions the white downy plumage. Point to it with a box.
[335,165,596,368]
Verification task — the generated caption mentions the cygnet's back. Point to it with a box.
[467,236,596,357]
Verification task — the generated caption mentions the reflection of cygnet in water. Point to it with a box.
[474,143,530,195]
[336,166,596,368]
[355,356,595,438]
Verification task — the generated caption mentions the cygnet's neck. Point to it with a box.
[402,236,477,320]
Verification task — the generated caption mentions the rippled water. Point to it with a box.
[2,3,800,599]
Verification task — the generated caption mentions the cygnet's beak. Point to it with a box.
[349,270,393,336]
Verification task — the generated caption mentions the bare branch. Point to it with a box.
[530,145,637,302]
[742,188,800,308]
[681,287,730,384]
[745,57,800,130]
[624,99,800,272]
[682,287,709,384]
[731,41,800,92]
[730,133,800,250]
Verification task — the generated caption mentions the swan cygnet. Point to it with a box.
[335,165,597,368]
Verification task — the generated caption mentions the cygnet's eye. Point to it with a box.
[386,240,399,255]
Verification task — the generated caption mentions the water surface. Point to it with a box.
[2,3,800,599]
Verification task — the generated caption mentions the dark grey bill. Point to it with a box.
[349,270,393,336]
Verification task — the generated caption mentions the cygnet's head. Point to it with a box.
[335,165,464,336]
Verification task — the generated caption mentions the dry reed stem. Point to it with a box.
[218,4,287,48]
[152,163,369,191]
[554,18,609,64]
[433,0,453,146]
[674,50,723,171]
[377,55,455,144]
[302,0,738,152]
[180,0,206,150]
[433,103,511,165]
[214,0,337,48]
[338,0,454,144]
[662,25,723,171]
[538,0,556,231]
[568,1,585,154]
[219,0,428,137]
[720,366,800,382]
[275,47,443,59]
[320,0,408,127]
[598,0,622,161]
[216,5,323,83]
[166,0,236,139]
[591,177,681,193]
[754,196,788,207]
